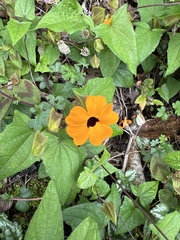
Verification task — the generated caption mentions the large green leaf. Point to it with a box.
[138,0,167,23]
[14,31,36,66]
[36,0,93,34]
[135,22,164,63]
[7,19,31,46]
[165,33,180,76]
[94,4,138,75]
[14,0,35,20]
[99,46,120,77]
[67,217,101,240]
[63,202,108,230]
[73,77,115,103]
[42,134,85,204]
[25,180,64,240]
[112,62,134,87]
[0,111,37,180]
[150,211,180,240]
[115,196,145,234]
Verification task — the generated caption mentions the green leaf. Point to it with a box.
[77,167,98,189]
[99,46,120,77]
[138,0,166,23]
[8,48,22,69]
[73,77,115,103]
[42,135,85,204]
[165,33,180,76]
[13,79,41,105]
[131,181,159,208]
[15,31,36,66]
[150,155,170,182]
[94,4,138,75]
[115,196,145,234]
[15,186,32,212]
[164,151,180,170]
[36,0,92,34]
[150,211,180,240]
[14,0,35,20]
[111,124,123,137]
[150,203,169,221]
[112,61,134,87]
[135,22,164,63]
[7,19,31,46]
[172,100,180,116]
[63,202,108,230]
[67,217,101,240]
[106,183,121,212]
[0,213,23,240]
[156,83,169,103]
[25,180,64,240]
[166,77,180,99]
[0,111,37,180]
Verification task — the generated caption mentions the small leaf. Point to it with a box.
[32,131,48,157]
[77,167,98,189]
[92,6,105,25]
[156,84,169,103]
[90,54,100,68]
[172,170,180,195]
[164,151,180,170]
[7,19,31,46]
[150,155,170,182]
[172,101,180,116]
[15,186,32,212]
[102,201,117,225]
[135,95,147,111]
[14,0,35,20]
[150,203,169,221]
[48,107,62,133]
[131,181,159,208]
[67,217,101,240]
[0,213,23,240]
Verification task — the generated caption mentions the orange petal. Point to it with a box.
[98,103,118,125]
[86,96,107,117]
[89,122,112,146]
[65,106,88,126]
[66,124,89,145]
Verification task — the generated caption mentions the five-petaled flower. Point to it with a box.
[65,95,118,146]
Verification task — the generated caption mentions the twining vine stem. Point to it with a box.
[85,146,168,240]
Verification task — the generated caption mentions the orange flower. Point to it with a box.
[103,16,112,26]
[119,117,132,129]
[65,96,118,146]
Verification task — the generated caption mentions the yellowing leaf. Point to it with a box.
[32,131,48,157]
[135,95,147,111]
[102,201,117,225]
[48,107,62,133]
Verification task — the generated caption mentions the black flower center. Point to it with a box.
[87,117,99,127]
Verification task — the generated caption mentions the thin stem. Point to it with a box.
[10,197,42,201]
[0,90,35,107]
[84,146,168,240]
